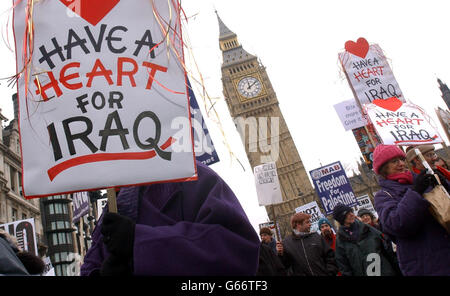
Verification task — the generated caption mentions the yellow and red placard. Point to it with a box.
[13,0,196,198]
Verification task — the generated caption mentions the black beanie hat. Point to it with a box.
[333,203,353,225]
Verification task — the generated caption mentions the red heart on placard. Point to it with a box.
[345,37,369,59]
[373,97,403,112]
[59,0,120,26]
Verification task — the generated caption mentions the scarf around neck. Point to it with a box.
[386,171,413,184]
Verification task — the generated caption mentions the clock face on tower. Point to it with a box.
[237,76,262,99]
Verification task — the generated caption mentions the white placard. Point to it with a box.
[366,98,443,145]
[351,195,378,219]
[14,0,196,198]
[334,99,368,131]
[254,162,283,206]
[0,218,38,256]
[295,201,324,233]
[339,42,404,105]
[96,198,108,218]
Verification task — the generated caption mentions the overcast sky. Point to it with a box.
[1,1,449,233]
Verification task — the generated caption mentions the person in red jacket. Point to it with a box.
[318,217,336,251]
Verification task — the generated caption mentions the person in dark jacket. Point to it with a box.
[372,144,450,276]
[259,227,277,254]
[257,227,287,276]
[276,213,338,276]
[0,230,45,276]
[80,161,260,276]
[333,203,400,276]
[0,233,29,276]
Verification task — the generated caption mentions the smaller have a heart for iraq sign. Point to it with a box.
[365,97,443,146]
[339,38,404,106]
[13,0,197,198]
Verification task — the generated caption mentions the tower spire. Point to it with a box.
[215,11,236,41]
[437,78,450,109]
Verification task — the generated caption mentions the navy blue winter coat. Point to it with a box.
[374,178,450,276]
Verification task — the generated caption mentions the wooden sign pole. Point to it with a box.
[271,205,281,242]
[107,188,117,213]
[340,57,378,148]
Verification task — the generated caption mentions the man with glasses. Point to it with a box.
[405,145,438,173]
[406,145,450,182]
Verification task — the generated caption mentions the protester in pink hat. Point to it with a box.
[372,144,450,276]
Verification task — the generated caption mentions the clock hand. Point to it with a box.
[247,80,258,90]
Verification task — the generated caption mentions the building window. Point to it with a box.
[48,204,54,215]
[22,213,27,220]
[52,233,58,246]
[54,253,60,263]
[16,139,20,154]
[18,173,23,196]
[62,204,68,214]
[10,166,16,192]
[11,208,18,221]
[55,203,63,214]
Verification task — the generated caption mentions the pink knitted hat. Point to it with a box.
[372,145,406,175]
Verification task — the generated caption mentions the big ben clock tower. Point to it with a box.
[216,13,319,237]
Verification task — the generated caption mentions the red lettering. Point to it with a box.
[60,62,82,90]
[117,57,138,87]
[142,62,168,90]
[34,71,62,101]
[395,118,405,124]
[376,120,388,127]
[86,59,114,87]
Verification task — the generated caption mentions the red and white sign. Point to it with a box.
[339,38,404,105]
[13,0,196,198]
[365,97,443,145]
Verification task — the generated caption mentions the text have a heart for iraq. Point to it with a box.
[32,24,176,165]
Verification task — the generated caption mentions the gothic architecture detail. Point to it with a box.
[437,78,450,110]
[217,13,319,237]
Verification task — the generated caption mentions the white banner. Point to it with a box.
[295,201,324,233]
[254,162,283,206]
[339,39,404,105]
[0,218,38,256]
[351,195,378,219]
[334,99,368,131]
[14,0,196,198]
[366,97,443,145]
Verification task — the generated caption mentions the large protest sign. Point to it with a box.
[352,124,382,169]
[13,0,196,198]
[254,162,283,206]
[351,195,378,219]
[186,79,220,166]
[365,97,443,145]
[310,161,357,215]
[295,201,324,233]
[0,218,38,256]
[334,99,368,131]
[72,191,90,223]
[339,38,404,105]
